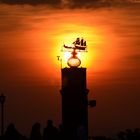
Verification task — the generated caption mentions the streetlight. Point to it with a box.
[0,94,6,137]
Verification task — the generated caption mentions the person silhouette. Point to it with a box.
[4,123,21,140]
[43,120,58,140]
[30,122,42,140]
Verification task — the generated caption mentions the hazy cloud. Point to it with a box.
[68,0,134,8]
[0,0,136,8]
[0,0,62,6]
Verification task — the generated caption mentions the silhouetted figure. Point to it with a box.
[134,128,140,140]
[117,128,140,140]
[43,120,58,140]
[126,129,133,140]
[118,131,126,140]
[30,122,42,140]
[4,123,21,140]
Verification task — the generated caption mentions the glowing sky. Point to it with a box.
[0,1,140,138]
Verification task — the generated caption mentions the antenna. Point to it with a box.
[57,56,62,69]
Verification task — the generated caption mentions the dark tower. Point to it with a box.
[60,68,89,140]
[60,38,89,140]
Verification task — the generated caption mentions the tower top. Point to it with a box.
[62,37,87,68]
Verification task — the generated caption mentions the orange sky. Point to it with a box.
[0,3,140,138]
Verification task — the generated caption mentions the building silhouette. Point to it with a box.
[60,68,89,140]
[60,38,90,140]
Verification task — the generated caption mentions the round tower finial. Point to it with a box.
[67,55,81,68]
[62,37,87,68]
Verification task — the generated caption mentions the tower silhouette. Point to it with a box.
[60,68,89,140]
[60,38,89,140]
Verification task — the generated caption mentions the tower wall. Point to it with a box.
[60,68,89,140]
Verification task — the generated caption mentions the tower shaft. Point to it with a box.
[60,68,89,140]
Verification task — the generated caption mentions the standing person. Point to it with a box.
[4,123,21,140]
[30,122,42,140]
[43,120,58,140]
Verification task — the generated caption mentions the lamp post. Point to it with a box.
[0,94,6,137]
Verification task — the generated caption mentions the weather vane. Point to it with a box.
[60,37,87,68]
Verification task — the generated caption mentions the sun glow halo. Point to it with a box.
[55,34,95,68]
[63,51,71,63]
[48,21,106,69]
